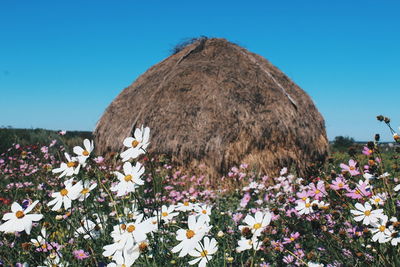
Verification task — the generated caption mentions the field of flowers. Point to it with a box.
[1,117,400,267]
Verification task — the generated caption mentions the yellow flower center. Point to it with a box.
[305,203,311,208]
[162,212,168,217]
[364,210,371,216]
[302,197,307,201]
[81,188,89,195]
[60,189,69,196]
[139,242,148,252]
[132,140,139,148]
[375,198,381,203]
[355,189,361,195]
[67,161,77,168]
[184,201,189,206]
[202,209,207,214]
[350,166,355,170]
[124,175,133,182]
[120,224,127,230]
[186,229,195,239]
[15,210,25,218]
[290,237,295,241]
[82,150,89,156]
[338,183,344,188]
[253,223,262,229]
[379,225,386,232]
[127,225,136,233]
[200,250,208,257]
[315,189,321,194]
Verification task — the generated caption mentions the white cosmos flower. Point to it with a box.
[143,215,160,232]
[238,211,272,237]
[350,202,384,225]
[124,203,141,220]
[363,173,375,180]
[52,153,81,178]
[31,227,47,247]
[158,205,179,224]
[103,220,147,266]
[103,225,129,261]
[236,235,262,252]
[370,215,392,243]
[41,252,68,267]
[194,204,212,223]
[307,262,324,267]
[73,139,94,164]
[111,162,145,196]
[106,242,141,267]
[123,215,153,244]
[175,201,194,212]
[78,180,97,201]
[389,217,400,246]
[120,126,150,162]
[75,214,103,239]
[47,179,83,211]
[370,193,387,206]
[295,198,318,215]
[394,184,400,192]
[188,237,218,267]
[0,200,43,234]
[172,215,212,257]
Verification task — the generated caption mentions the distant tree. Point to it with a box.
[332,136,355,151]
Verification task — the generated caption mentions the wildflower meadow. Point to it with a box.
[1,116,400,266]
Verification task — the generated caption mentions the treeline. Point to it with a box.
[0,128,92,153]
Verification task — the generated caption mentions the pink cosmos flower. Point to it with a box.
[73,249,89,260]
[295,190,311,203]
[308,181,326,200]
[232,213,244,224]
[240,193,251,208]
[283,232,300,244]
[330,177,350,191]
[93,156,104,164]
[345,180,371,199]
[362,146,373,155]
[283,255,294,263]
[340,159,360,176]
[240,163,248,169]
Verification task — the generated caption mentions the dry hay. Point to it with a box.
[94,38,329,178]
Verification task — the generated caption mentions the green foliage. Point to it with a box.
[332,136,355,152]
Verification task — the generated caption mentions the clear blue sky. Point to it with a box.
[1,0,399,141]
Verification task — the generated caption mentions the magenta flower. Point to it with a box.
[73,249,89,260]
[308,181,326,199]
[330,177,349,191]
[340,159,360,176]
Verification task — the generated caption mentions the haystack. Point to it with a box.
[94,38,328,177]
